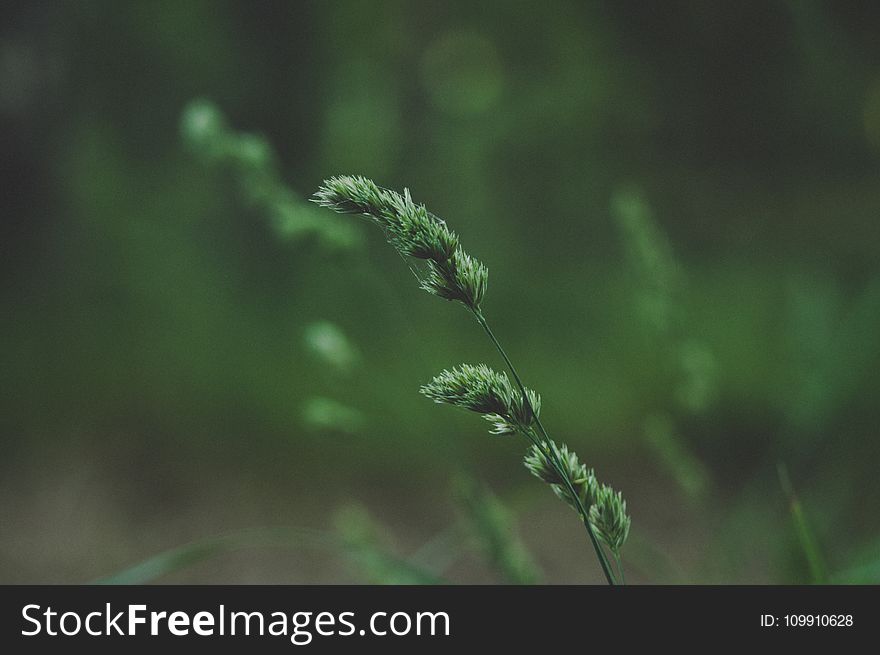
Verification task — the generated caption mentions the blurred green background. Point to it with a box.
[2,0,879,584]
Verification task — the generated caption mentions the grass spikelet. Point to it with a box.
[420,364,540,435]
[314,175,486,312]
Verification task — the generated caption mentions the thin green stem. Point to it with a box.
[474,311,617,585]
[777,462,827,584]
[614,551,626,585]
[524,428,617,585]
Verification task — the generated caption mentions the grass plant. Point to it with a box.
[314,176,630,584]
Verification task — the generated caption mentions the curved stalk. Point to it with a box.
[474,311,618,585]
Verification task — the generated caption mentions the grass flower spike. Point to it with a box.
[314,176,629,584]
[314,175,487,312]
[421,364,541,435]
[590,485,632,553]
[523,441,598,512]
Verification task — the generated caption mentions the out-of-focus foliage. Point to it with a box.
[2,0,880,583]
[610,185,714,500]
[453,476,541,584]
[303,320,361,375]
[332,505,445,584]
[777,463,827,584]
[180,99,361,251]
[301,396,364,435]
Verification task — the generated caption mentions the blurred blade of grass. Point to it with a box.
[617,531,688,584]
[94,526,442,585]
[333,505,442,585]
[777,463,828,584]
[454,481,537,584]
[180,99,361,251]
[610,183,679,336]
[405,526,464,578]
[831,538,880,584]
[833,560,880,584]
[643,414,710,501]
[611,185,714,502]
[453,475,541,584]
[798,276,880,436]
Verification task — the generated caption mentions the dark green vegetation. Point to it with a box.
[2,1,879,583]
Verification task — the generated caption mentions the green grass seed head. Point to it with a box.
[314,176,487,312]
[420,364,540,435]
[589,485,632,553]
[524,441,598,510]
